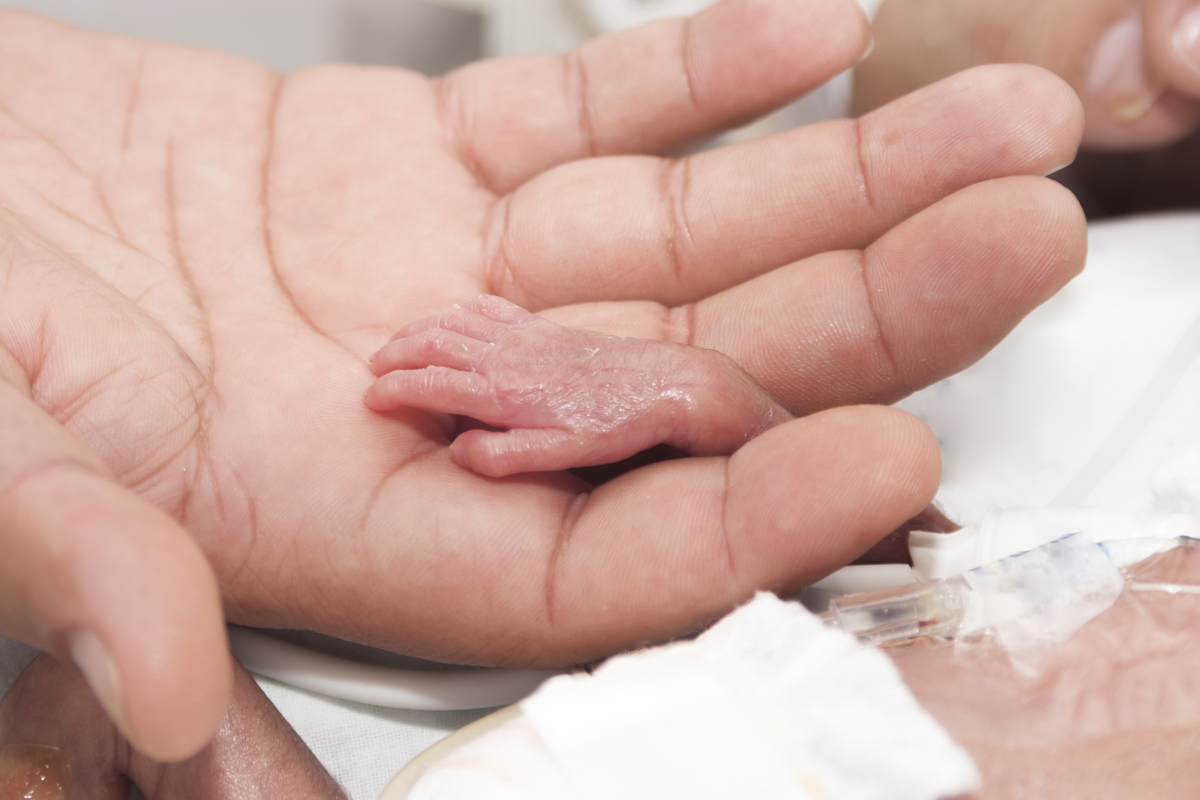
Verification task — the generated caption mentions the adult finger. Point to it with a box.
[694,175,1087,412]
[438,0,871,193]
[855,0,1200,149]
[0,654,345,799]
[355,403,937,666]
[541,405,940,659]
[1062,0,1200,148]
[1143,0,1200,96]
[542,175,1086,414]
[486,64,1082,310]
[0,379,230,762]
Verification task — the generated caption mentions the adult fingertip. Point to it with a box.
[815,405,943,515]
[727,405,940,587]
[848,405,942,509]
[951,64,1085,175]
[856,63,1086,207]
[694,0,871,106]
[66,594,230,764]
[67,630,128,739]
[843,0,875,64]
[101,634,231,765]
[1030,68,1086,171]
[866,175,1087,389]
[964,176,1087,300]
[55,484,234,762]
[126,643,233,765]
[114,549,232,763]
[1027,177,1089,285]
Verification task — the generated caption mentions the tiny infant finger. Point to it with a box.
[370,329,492,376]
[450,427,582,477]
[393,296,535,344]
[392,303,498,342]
[465,294,535,324]
[365,366,495,417]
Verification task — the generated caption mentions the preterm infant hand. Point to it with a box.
[365,296,794,477]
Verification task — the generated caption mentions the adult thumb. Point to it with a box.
[0,380,231,762]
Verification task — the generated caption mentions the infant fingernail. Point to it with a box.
[1172,5,1200,77]
[69,631,127,734]
[1088,13,1167,123]
[0,744,67,800]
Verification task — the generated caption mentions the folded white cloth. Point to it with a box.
[409,593,979,800]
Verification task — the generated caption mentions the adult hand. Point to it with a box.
[854,0,1200,150]
[0,0,1084,761]
[854,0,1200,233]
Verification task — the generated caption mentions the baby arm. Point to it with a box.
[365,296,793,477]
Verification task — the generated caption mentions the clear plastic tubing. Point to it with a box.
[819,577,969,646]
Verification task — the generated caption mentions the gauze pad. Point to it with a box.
[407,593,979,800]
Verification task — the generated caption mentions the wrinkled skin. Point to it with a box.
[0,0,1087,768]
[893,543,1200,798]
[366,295,794,476]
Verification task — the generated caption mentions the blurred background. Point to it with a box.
[4,0,490,75]
[5,0,836,138]
[0,0,689,75]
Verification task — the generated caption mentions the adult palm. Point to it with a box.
[0,0,1084,761]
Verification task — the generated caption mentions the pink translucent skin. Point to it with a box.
[365,295,794,477]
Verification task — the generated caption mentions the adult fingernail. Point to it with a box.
[1088,13,1167,122]
[0,744,67,800]
[1172,5,1200,77]
[1043,153,1076,177]
[69,631,127,734]
[857,33,875,64]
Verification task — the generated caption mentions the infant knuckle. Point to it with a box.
[436,307,467,330]
[421,330,448,353]
[485,370,513,394]
[482,322,514,345]
[475,294,504,313]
